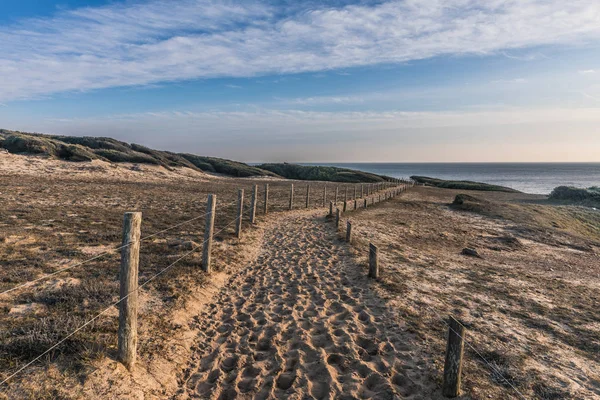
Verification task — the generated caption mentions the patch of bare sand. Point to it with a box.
[0,152,210,182]
[176,210,437,399]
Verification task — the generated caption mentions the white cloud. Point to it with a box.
[279,95,365,105]
[490,78,528,84]
[1,0,600,101]
[579,69,597,74]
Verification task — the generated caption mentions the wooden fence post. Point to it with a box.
[323,185,327,207]
[354,199,357,210]
[264,184,269,215]
[335,208,341,228]
[202,194,216,272]
[346,220,352,242]
[289,184,294,210]
[329,201,334,217]
[306,185,310,208]
[250,185,258,224]
[236,189,244,238]
[361,184,364,198]
[368,243,379,279]
[335,187,339,204]
[443,316,466,398]
[118,211,142,371]
[354,186,357,200]
[344,187,348,203]
[343,199,347,213]
[364,198,367,208]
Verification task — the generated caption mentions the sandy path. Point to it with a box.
[176,211,432,399]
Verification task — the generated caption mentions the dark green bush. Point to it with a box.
[57,144,97,162]
[258,163,386,183]
[93,149,160,164]
[2,134,58,155]
[411,176,519,193]
[549,186,600,202]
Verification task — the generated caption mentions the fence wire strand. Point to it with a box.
[0,212,243,386]
[0,200,237,297]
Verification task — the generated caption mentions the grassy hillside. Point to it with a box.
[411,175,520,193]
[0,130,277,178]
[258,163,390,183]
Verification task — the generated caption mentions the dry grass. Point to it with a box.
[0,162,369,398]
[338,186,600,399]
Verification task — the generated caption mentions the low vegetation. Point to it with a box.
[1,130,396,182]
[411,175,520,193]
[548,186,600,207]
[0,130,277,178]
[258,163,390,183]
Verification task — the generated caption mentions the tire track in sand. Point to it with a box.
[176,211,430,399]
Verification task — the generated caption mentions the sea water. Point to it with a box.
[303,163,600,195]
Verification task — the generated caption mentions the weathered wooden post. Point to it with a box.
[250,185,258,224]
[343,200,347,213]
[289,184,294,210]
[323,185,327,207]
[202,194,216,272]
[443,317,466,398]
[344,187,348,203]
[361,184,364,198]
[364,198,367,208]
[335,187,339,204]
[306,185,310,208]
[368,243,379,279]
[236,189,244,238]
[354,186,357,200]
[329,201,334,217]
[379,194,382,203]
[346,220,352,243]
[118,211,142,371]
[264,184,269,215]
[335,208,341,228]
[354,199,357,210]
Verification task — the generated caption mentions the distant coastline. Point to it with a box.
[298,163,600,195]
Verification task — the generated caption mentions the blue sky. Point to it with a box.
[1,0,600,162]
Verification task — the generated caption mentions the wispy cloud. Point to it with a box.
[490,78,528,84]
[225,84,243,89]
[279,95,365,106]
[1,0,600,101]
[579,69,597,74]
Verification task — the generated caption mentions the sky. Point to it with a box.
[1,0,600,162]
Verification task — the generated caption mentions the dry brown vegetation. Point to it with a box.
[2,152,600,399]
[341,186,600,399]
[0,154,364,399]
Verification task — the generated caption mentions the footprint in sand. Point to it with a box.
[178,212,433,399]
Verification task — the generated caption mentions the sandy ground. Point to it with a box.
[175,210,435,399]
[342,187,600,399]
[3,153,599,399]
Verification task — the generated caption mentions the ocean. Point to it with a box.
[302,163,600,195]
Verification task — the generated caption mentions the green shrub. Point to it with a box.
[549,186,600,202]
[50,136,131,153]
[258,163,387,183]
[93,149,160,164]
[2,134,59,156]
[411,176,520,193]
[57,144,97,162]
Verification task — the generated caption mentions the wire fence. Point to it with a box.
[0,179,408,389]
[336,205,529,399]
